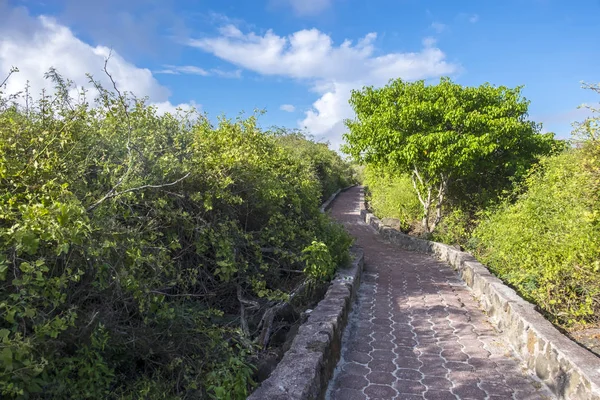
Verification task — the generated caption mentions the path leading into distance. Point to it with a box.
[325,186,554,400]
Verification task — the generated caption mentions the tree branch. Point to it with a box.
[0,66,18,88]
[86,172,191,212]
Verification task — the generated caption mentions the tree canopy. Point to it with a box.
[342,77,558,233]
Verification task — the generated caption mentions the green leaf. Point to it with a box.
[0,347,13,369]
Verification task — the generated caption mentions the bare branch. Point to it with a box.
[0,66,19,88]
[148,290,215,298]
[87,172,191,212]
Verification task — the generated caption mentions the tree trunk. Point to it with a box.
[411,167,432,233]
[412,168,449,234]
[428,174,448,233]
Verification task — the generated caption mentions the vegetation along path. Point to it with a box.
[325,186,554,400]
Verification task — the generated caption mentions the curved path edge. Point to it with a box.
[361,201,600,400]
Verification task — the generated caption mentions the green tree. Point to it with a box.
[343,77,557,233]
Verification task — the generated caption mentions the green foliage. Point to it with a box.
[431,208,473,247]
[472,82,600,328]
[0,70,352,399]
[472,147,600,327]
[362,165,421,232]
[205,345,256,400]
[302,241,335,283]
[274,129,355,201]
[343,77,558,233]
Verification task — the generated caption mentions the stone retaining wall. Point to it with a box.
[247,247,364,400]
[248,185,362,400]
[360,206,600,400]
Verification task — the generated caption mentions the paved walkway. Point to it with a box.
[326,187,554,400]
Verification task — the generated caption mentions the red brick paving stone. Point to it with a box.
[371,324,393,334]
[371,332,394,341]
[443,361,474,371]
[370,340,395,350]
[331,388,368,400]
[423,391,459,400]
[366,371,396,385]
[395,337,418,347]
[334,373,369,391]
[393,369,423,381]
[396,394,426,400]
[422,376,453,391]
[394,350,420,360]
[395,356,422,370]
[349,341,374,353]
[394,379,426,395]
[346,351,372,364]
[419,365,449,377]
[324,187,555,400]
[439,343,463,352]
[451,383,487,399]
[368,359,397,373]
[419,355,446,367]
[342,362,370,376]
[369,349,395,360]
[417,334,439,342]
[441,351,469,362]
[364,384,398,398]
[479,381,514,397]
[463,348,491,359]
[373,313,392,320]
[417,344,443,355]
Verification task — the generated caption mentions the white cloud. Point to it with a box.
[152,100,200,115]
[155,64,241,78]
[190,26,459,149]
[0,5,192,114]
[276,0,333,16]
[219,24,244,38]
[280,104,296,112]
[456,13,480,24]
[156,65,210,76]
[431,22,447,33]
[210,68,242,79]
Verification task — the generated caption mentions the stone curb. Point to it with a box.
[360,204,600,400]
[247,247,364,400]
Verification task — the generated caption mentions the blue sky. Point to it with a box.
[1,0,598,148]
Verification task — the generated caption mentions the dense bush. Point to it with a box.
[274,130,355,202]
[0,71,352,399]
[472,144,600,327]
[362,165,421,232]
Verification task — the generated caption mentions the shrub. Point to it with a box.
[0,70,352,399]
[431,208,473,247]
[363,165,421,232]
[472,147,600,327]
[274,130,355,202]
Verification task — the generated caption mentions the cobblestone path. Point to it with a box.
[326,186,554,400]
